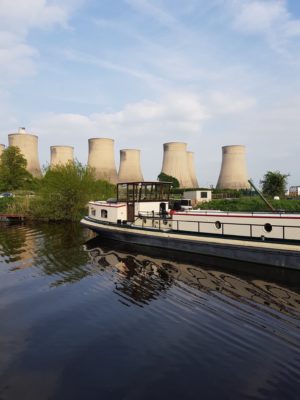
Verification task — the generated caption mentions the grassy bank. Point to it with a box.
[196,197,300,212]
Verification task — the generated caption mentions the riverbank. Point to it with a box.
[2,195,300,222]
[196,197,300,212]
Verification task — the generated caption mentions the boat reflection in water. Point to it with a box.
[85,236,300,319]
[1,224,300,399]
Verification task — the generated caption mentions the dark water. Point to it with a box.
[0,223,300,400]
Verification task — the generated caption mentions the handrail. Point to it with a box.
[134,215,300,241]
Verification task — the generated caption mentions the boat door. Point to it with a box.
[127,203,135,222]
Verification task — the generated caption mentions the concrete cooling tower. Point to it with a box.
[118,149,144,183]
[161,142,193,188]
[8,128,42,177]
[216,145,250,189]
[88,138,118,184]
[187,151,199,188]
[50,146,74,167]
[0,144,5,158]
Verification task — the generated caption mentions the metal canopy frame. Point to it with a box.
[117,181,172,203]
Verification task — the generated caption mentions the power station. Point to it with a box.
[161,142,194,188]
[88,138,118,184]
[8,128,42,177]
[216,145,250,189]
[187,151,199,188]
[50,146,74,167]
[2,126,254,192]
[118,149,144,183]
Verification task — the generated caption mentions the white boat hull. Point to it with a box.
[81,217,300,271]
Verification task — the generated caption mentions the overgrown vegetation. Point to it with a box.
[0,146,37,191]
[196,197,300,212]
[30,163,116,221]
[158,172,179,188]
[260,170,289,198]
[0,197,14,213]
[0,157,116,221]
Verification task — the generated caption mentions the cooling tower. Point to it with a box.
[118,149,144,183]
[161,142,193,188]
[50,146,74,167]
[88,138,118,183]
[187,151,199,188]
[0,144,5,158]
[216,145,250,189]
[8,128,42,177]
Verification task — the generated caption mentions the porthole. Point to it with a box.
[101,209,108,218]
[215,221,222,230]
[163,220,168,225]
[143,218,147,224]
[264,223,272,233]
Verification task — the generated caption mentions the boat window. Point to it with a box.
[101,209,108,218]
[215,221,222,230]
[91,208,96,217]
[117,182,171,202]
[127,184,134,201]
[264,223,272,233]
[118,184,127,202]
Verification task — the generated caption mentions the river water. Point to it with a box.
[0,223,299,400]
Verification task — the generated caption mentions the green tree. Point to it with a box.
[31,162,116,221]
[260,171,289,198]
[0,146,33,190]
[158,172,180,188]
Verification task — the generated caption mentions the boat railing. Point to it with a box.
[171,219,299,241]
[135,214,299,240]
[137,211,171,219]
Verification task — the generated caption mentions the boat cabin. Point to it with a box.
[88,181,171,224]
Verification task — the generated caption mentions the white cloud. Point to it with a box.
[232,0,287,35]
[0,0,79,84]
[32,92,209,139]
[0,36,37,81]
[209,91,256,114]
[63,49,166,91]
[29,92,209,177]
[228,0,300,57]
[125,0,178,29]
[0,0,71,34]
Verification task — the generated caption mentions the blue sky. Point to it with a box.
[1,0,300,186]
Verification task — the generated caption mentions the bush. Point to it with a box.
[158,172,180,188]
[30,162,116,221]
[0,197,14,213]
[260,171,289,198]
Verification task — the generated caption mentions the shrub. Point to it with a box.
[158,172,180,188]
[260,171,289,198]
[30,162,116,221]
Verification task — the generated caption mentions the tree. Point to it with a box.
[31,162,116,221]
[0,146,33,190]
[260,171,289,198]
[158,172,180,188]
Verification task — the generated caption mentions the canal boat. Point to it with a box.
[80,182,300,270]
